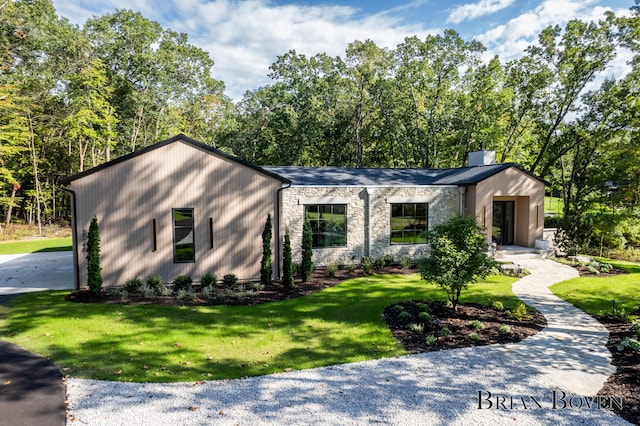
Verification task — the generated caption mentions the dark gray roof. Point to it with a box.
[264,163,544,186]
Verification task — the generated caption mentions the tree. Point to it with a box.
[301,216,313,282]
[282,229,294,292]
[86,216,102,295]
[260,214,272,285]
[419,215,496,311]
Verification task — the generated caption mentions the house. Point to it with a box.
[61,134,546,289]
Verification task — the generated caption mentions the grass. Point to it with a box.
[545,196,563,217]
[0,237,72,254]
[551,258,640,316]
[0,274,518,383]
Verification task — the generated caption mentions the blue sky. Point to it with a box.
[51,0,634,100]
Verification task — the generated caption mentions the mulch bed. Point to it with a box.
[64,265,638,424]
[383,300,546,353]
[597,314,640,425]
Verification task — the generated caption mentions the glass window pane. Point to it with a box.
[304,204,347,248]
[173,209,194,262]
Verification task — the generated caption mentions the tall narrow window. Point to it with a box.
[152,218,157,252]
[305,204,347,248]
[173,208,195,262]
[390,203,428,244]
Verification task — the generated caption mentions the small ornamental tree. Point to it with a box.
[419,214,496,311]
[282,229,295,292]
[86,215,103,295]
[301,216,313,282]
[261,214,273,285]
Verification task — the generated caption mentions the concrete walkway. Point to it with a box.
[0,252,74,297]
[65,257,631,425]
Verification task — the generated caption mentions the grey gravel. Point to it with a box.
[65,257,632,425]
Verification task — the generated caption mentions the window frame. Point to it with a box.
[172,208,195,263]
[390,202,428,245]
[304,204,347,249]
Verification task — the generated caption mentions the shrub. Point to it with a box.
[586,265,600,275]
[159,284,173,296]
[282,230,295,292]
[124,278,143,293]
[469,332,481,341]
[498,325,511,333]
[425,334,437,345]
[326,262,339,277]
[261,214,273,285]
[408,323,424,332]
[383,254,394,266]
[391,304,405,313]
[373,257,385,270]
[468,320,485,330]
[398,311,412,321]
[507,302,530,321]
[201,285,214,298]
[200,272,217,287]
[140,284,156,297]
[86,216,102,295]
[488,298,504,311]
[361,256,372,275]
[223,273,237,288]
[617,336,640,352]
[439,327,451,337]
[145,275,163,291]
[301,217,314,282]
[119,289,128,301]
[418,312,432,322]
[346,263,356,273]
[419,214,496,311]
[400,255,411,269]
[172,274,193,291]
[416,302,429,312]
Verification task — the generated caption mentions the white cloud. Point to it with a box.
[447,0,516,24]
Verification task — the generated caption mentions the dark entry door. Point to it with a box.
[492,201,514,245]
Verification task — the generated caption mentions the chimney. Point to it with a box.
[468,150,496,167]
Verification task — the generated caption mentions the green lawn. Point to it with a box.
[545,196,563,216]
[551,258,640,316]
[0,274,518,383]
[0,237,72,254]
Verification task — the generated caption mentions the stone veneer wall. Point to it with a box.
[281,185,463,267]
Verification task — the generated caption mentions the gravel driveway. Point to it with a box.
[65,257,631,425]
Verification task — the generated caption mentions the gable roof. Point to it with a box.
[60,134,292,185]
[264,163,546,186]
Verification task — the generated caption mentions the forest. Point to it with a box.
[1,0,639,255]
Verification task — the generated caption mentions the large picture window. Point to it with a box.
[390,203,428,244]
[173,208,195,262]
[305,204,347,248]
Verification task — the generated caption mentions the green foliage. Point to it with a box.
[398,311,412,321]
[400,255,412,269]
[200,272,217,287]
[373,257,385,270]
[391,304,404,313]
[439,327,451,337]
[507,302,530,321]
[145,275,163,291]
[222,273,237,288]
[383,254,394,266]
[418,311,432,322]
[301,217,313,282]
[360,256,372,275]
[86,216,102,295]
[282,230,295,292]
[425,334,437,345]
[469,332,481,341]
[419,214,496,310]
[468,320,485,330]
[498,325,511,333]
[408,323,424,332]
[172,274,193,291]
[326,262,339,278]
[124,278,142,293]
[617,337,640,352]
[260,214,272,285]
[346,263,356,273]
[487,298,504,311]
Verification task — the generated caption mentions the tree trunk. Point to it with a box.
[4,183,18,228]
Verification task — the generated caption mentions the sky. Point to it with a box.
[51,0,635,101]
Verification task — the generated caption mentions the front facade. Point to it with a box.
[63,135,546,289]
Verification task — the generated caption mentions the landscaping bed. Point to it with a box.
[383,300,546,353]
[598,314,640,426]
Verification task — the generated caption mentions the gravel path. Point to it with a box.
[65,257,631,425]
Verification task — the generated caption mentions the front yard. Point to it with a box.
[0,273,518,383]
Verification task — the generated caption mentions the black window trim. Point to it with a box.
[172,207,195,263]
[304,204,348,249]
[390,202,429,245]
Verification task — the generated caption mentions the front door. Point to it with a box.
[492,201,514,245]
